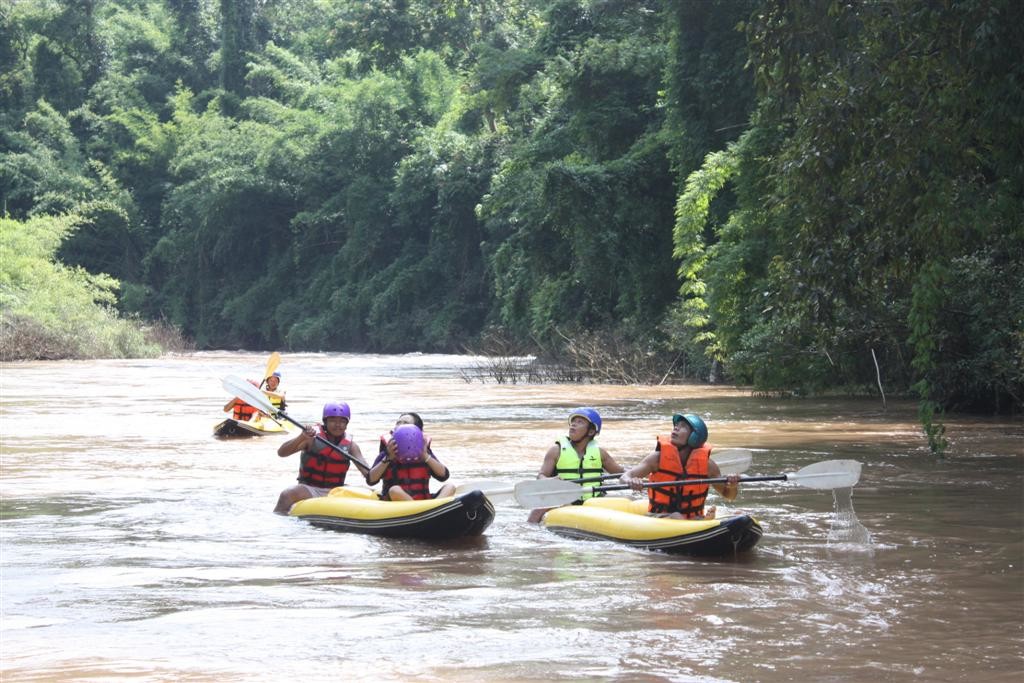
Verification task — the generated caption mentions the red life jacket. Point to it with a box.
[377,433,442,500]
[647,436,712,518]
[231,400,258,421]
[298,427,353,488]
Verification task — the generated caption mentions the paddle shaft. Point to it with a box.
[597,474,782,494]
[570,473,623,484]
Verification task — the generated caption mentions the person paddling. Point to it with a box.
[366,413,455,501]
[223,378,261,422]
[528,408,624,523]
[273,402,365,514]
[619,413,739,519]
[263,371,286,412]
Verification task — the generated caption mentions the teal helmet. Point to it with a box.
[672,413,708,447]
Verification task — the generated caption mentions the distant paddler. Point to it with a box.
[263,371,286,412]
[224,353,285,421]
[223,378,262,422]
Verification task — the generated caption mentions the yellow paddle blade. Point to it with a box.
[264,352,281,379]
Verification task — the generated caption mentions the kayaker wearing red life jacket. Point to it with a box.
[366,413,455,501]
[272,401,366,514]
[619,413,740,520]
[223,379,261,421]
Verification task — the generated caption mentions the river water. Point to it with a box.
[1,352,1021,682]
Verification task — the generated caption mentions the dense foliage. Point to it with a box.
[1,0,1020,432]
[0,214,162,359]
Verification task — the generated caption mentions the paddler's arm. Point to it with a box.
[346,440,370,475]
[599,447,624,474]
[277,425,315,457]
[535,444,560,478]
[708,459,739,500]
[223,397,239,412]
[619,450,660,491]
[424,448,449,481]
[366,440,395,485]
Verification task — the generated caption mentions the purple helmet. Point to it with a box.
[322,402,351,420]
[393,424,424,464]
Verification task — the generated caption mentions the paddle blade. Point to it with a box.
[788,459,862,489]
[264,352,281,379]
[453,480,514,502]
[711,448,753,475]
[222,374,275,415]
[513,478,586,509]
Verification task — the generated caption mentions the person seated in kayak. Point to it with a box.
[223,378,261,421]
[366,413,455,501]
[529,408,625,520]
[619,413,739,520]
[263,371,286,412]
[272,401,366,514]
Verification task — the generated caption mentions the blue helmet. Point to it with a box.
[568,408,602,434]
[271,371,281,378]
[672,413,708,448]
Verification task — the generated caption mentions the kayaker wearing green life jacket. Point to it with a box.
[619,413,740,520]
[534,408,624,507]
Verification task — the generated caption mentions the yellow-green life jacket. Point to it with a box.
[554,436,604,500]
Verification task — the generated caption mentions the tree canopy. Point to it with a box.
[1,0,1020,439]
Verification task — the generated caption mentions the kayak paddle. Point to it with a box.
[571,448,753,484]
[221,374,371,475]
[513,459,862,509]
[452,449,755,501]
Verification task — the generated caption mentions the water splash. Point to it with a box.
[828,487,873,546]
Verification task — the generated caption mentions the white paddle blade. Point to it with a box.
[513,478,585,509]
[453,481,515,502]
[711,448,753,475]
[789,459,862,489]
[222,374,275,414]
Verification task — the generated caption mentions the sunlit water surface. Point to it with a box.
[1,353,1021,681]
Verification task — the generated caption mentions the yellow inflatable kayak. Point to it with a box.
[289,486,495,539]
[212,415,292,438]
[542,496,762,557]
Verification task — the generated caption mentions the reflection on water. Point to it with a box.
[1,352,1021,681]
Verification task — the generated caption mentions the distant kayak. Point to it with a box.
[213,415,292,438]
[289,486,495,539]
[542,496,762,557]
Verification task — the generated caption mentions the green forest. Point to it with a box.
[1,0,1021,441]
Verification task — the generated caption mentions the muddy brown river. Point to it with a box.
[1,352,1021,681]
